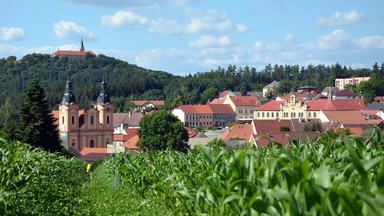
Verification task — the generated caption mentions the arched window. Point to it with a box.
[271,112,274,117]
[62,116,64,124]
[267,112,269,117]
[107,116,110,124]
[71,116,75,124]
[91,116,94,125]
[90,139,94,148]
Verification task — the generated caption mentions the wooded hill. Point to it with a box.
[1,53,383,112]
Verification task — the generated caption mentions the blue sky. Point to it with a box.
[1,0,383,75]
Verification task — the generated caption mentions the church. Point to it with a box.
[59,79,114,152]
[51,38,96,60]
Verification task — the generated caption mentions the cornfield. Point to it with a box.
[108,127,384,215]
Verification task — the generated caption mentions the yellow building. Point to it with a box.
[254,94,367,120]
[224,96,260,123]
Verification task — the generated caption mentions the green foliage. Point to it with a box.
[15,79,63,153]
[107,129,384,215]
[0,138,88,215]
[304,122,323,132]
[200,87,219,103]
[0,98,18,140]
[280,126,291,131]
[137,111,190,152]
[229,136,244,140]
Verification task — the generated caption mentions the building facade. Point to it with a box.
[335,77,370,90]
[59,80,114,152]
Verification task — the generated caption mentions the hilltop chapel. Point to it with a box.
[59,79,114,152]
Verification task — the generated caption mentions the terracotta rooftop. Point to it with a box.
[255,101,284,111]
[113,113,130,128]
[334,90,358,96]
[132,100,165,106]
[321,110,382,125]
[121,135,139,149]
[194,105,213,114]
[277,95,304,103]
[81,147,108,155]
[229,96,259,106]
[78,153,111,162]
[305,100,367,111]
[174,105,197,114]
[221,124,254,141]
[208,104,235,114]
[219,90,231,98]
[186,127,197,138]
[52,50,96,56]
[254,132,320,147]
[253,120,293,134]
[332,127,363,136]
[125,113,144,127]
[209,99,226,104]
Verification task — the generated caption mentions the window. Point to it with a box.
[309,112,311,118]
[107,116,110,124]
[276,112,279,117]
[62,116,64,124]
[91,116,94,125]
[257,112,260,117]
[262,112,265,117]
[314,112,317,117]
[271,112,274,117]
[71,116,75,125]
[90,139,94,148]
[267,112,269,117]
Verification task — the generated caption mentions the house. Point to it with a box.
[367,103,384,110]
[220,124,255,141]
[332,90,361,100]
[58,79,113,153]
[254,93,367,120]
[374,96,384,103]
[131,100,164,111]
[51,38,96,60]
[194,105,214,127]
[224,96,260,123]
[208,104,236,127]
[317,110,383,130]
[219,90,267,103]
[297,86,317,94]
[263,81,280,97]
[322,87,339,96]
[335,77,370,90]
[172,105,199,127]
[252,132,320,147]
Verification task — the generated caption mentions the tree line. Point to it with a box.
[0,53,383,113]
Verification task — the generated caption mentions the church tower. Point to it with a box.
[96,78,114,130]
[80,38,85,51]
[59,80,79,149]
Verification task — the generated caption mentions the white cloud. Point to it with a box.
[149,18,184,35]
[316,10,369,26]
[100,11,150,28]
[316,29,356,50]
[0,27,26,41]
[189,35,232,48]
[53,21,97,41]
[100,9,247,35]
[237,24,248,33]
[284,34,296,44]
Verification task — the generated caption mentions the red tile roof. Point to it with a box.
[321,110,382,125]
[194,105,213,114]
[52,50,96,56]
[208,104,235,114]
[278,96,304,102]
[81,147,107,155]
[229,96,259,106]
[255,101,284,111]
[221,124,254,141]
[332,127,363,136]
[121,135,139,149]
[219,90,231,98]
[254,132,320,147]
[185,127,197,138]
[306,100,367,111]
[132,100,165,106]
[209,99,226,104]
[334,90,358,96]
[253,120,293,133]
[174,105,197,114]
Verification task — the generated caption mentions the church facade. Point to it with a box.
[59,80,114,151]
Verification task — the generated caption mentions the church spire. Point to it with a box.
[97,78,110,105]
[62,80,77,105]
[80,38,85,51]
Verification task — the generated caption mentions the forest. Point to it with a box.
[0,53,383,113]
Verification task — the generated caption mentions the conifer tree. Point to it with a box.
[16,79,62,152]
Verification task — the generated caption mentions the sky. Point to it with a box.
[1,0,384,76]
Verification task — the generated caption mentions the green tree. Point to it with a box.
[277,79,292,94]
[200,87,219,103]
[137,111,190,152]
[0,98,18,140]
[15,79,63,152]
[356,81,375,104]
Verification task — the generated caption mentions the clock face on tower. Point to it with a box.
[106,107,111,113]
